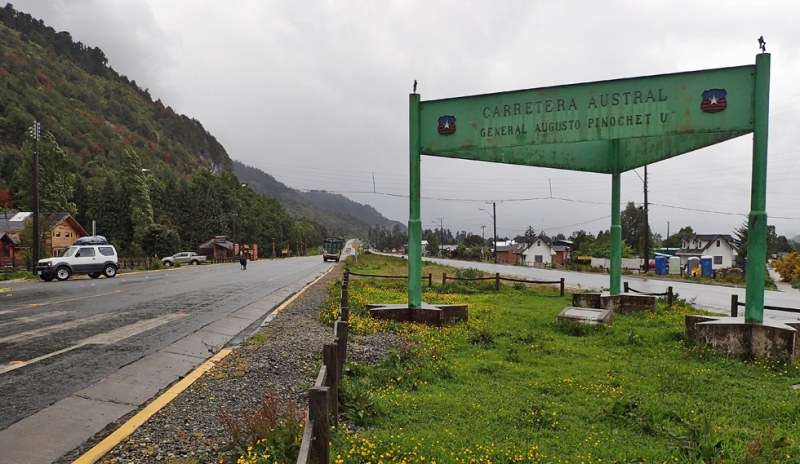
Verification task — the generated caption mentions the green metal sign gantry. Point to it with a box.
[408,53,770,323]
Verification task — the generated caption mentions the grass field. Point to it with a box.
[321,255,800,464]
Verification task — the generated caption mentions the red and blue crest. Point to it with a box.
[701,89,727,113]
[437,115,456,135]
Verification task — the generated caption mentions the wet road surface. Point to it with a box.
[0,257,331,433]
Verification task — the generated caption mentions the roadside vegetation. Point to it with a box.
[772,252,800,289]
[0,269,33,281]
[318,255,799,463]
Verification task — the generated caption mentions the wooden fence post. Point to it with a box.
[322,344,338,427]
[560,278,565,297]
[667,287,673,307]
[340,305,349,322]
[731,294,738,317]
[334,321,349,382]
[442,272,447,285]
[495,273,500,291]
[308,386,330,464]
[623,282,629,293]
[428,273,432,287]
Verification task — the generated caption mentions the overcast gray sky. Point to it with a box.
[13,0,800,241]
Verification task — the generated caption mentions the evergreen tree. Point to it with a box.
[12,130,76,215]
[121,148,154,241]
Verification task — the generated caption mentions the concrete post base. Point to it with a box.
[572,292,656,314]
[367,302,468,327]
[685,315,800,359]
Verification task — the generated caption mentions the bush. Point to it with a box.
[455,267,484,280]
[218,388,305,464]
[772,252,800,282]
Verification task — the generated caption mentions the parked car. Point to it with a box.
[36,236,119,281]
[161,252,206,267]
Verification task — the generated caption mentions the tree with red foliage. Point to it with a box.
[0,189,13,209]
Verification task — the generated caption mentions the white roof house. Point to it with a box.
[674,234,739,269]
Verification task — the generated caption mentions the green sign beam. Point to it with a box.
[409,55,769,323]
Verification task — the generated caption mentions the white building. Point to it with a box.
[522,237,553,266]
[674,234,739,269]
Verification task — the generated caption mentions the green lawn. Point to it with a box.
[323,256,800,464]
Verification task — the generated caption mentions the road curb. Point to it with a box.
[71,349,232,464]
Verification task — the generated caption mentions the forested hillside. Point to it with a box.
[0,4,231,184]
[233,161,405,238]
[0,4,326,258]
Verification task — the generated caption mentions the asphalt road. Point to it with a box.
[0,256,332,464]
[382,253,800,320]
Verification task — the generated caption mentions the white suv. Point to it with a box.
[36,237,119,281]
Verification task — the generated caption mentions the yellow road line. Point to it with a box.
[72,349,232,464]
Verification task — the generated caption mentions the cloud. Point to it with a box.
[11,0,800,238]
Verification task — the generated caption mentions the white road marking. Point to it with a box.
[0,313,185,374]
[0,311,72,329]
[0,313,117,344]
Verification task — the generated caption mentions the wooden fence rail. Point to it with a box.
[346,270,433,288]
[117,257,156,269]
[623,282,673,307]
[730,294,800,317]
[297,269,352,464]
[346,268,564,296]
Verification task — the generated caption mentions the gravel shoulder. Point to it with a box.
[65,263,397,464]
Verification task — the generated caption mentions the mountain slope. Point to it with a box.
[233,161,404,238]
[0,4,400,243]
[0,3,232,192]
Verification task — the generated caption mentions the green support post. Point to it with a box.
[610,172,621,295]
[745,53,770,323]
[408,93,422,308]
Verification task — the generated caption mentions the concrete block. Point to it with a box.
[685,315,800,359]
[368,302,469,326]
[601,293,656,314]
[572,293,601,308]
[557,307,613,325]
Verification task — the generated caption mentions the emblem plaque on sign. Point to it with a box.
[437,115,456,135]
[701,89,727,113]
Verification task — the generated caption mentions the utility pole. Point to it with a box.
[479,202,500,264]
[32,121,40,266]
[492,201,497,264]
[232,213,237,255]
[643,165,650,272]
[435,218,444,256]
